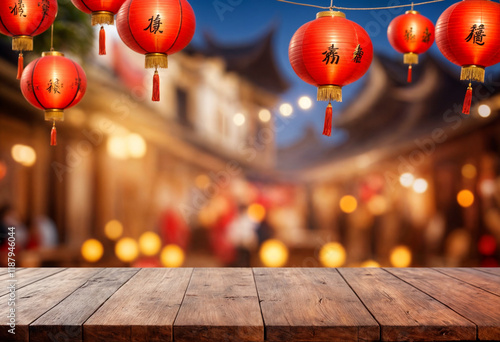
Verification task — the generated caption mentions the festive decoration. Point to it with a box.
[116,0,196,102]
[0,0,58,79]
[20,51,87,146]
[70,0,126,55]
[388,10,435,83]
[436,0,500,114]
[289,11,373,136]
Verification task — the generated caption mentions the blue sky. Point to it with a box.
[188,0,499,146]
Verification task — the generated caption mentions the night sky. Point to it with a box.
[188,0,500,146]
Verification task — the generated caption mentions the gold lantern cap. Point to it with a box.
[317,11,346,19]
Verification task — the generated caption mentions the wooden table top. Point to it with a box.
[1,267,499,341]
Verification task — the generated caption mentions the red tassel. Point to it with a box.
[152,71,160,102]
[17,53,23,80]
[462,83,472,115]
[50,123,57,146]
[407,65,412,83]
[99,26,106,55]
[322,102,333,137]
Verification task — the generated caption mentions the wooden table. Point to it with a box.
[1,267,499,341]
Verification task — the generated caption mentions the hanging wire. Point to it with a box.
[276,0,444,11]
[50,24,54,51]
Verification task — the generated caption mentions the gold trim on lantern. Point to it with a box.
[318,85,342,102]
[461,65,485,83]
[42,51,65,57]
[12,36,33,51]
[91,11,115,26]
[145,53,168,69]
[405,10,420,15]
[317,11,346,19]
[45,109,64,122]
[404,52,419,65]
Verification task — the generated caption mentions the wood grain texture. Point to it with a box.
[339,268,476,341]
[0,268,25,276]
[30,268,138,342]
[0,268,102,342]
[84,268,193,342]
[436,268,500,297]
[174,268,264,342]
[475,267,500,276]
[254,268,379,342]
[388,267,500,341]
[0,267,65,296]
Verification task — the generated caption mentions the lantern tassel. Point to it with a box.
[99,26,106,55]
[462,83,472,115]
[322,102,333,137]
[407,65,412,83]
[152,70,160,102]
[50,121,57,146]
[17,52,23,80]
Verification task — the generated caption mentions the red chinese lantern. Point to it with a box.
[436,0,500,114]
[289,11,373,136]
[116,0,196,102]
[388,10,435,83]
[0,0,58,79]
[20,51,87,146]
[70,0,126,55]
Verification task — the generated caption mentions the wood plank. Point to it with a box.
[436,268,500,297]
[174,268,263,342]
[0,268,25,276]
[388,267,500,341]
[475,267,500,276]
[30,268,138,342]
[0,267,65,296]
[254,268,379,342]
[339,268,476,341]
[0,268,101,342]
[84,268,192,342]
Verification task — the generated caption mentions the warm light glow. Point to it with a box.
[390,246,412,267]
[279,103,293,117]
[115,237,139,263]
[247,203,266,222]
[319,242,346,267]
[11,144,36,167]
[361,260,380,268]
[139,232,162,256]
[478,235,497,256]
[461,164,477,179]
[340,195,357,213]
[104,220,123,241]
[457,190,474,208]
[81,239,104,263]
[399,173,415,188]
[480,179,496,196]
[412,178,428,194]
[478,104,492,118]
[127,133,147,159]
[160,244,185,267]
[258,109,271,122]
[298,96,312,110]
[367,195,388,216]
[107,136,128,160]
[233,113,246,126]
[259,239,289,267]
[195,174,211,189]
[0,161,6,181]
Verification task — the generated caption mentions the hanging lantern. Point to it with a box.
[436,0,500,114]
[388,10,435,83]
[289,11,373,136]
[70,0,126,55]
[0,0,58,79]
[116,0,196,102]
[20,51,87,146]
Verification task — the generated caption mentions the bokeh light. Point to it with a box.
[461,164,477,179]
[339,195,357,214]
[104,220,123,241]
[279,103,293,117]
[479,179,496,197]
[361,260,380,268]
[478,235,497,256]
[139,232,162,256]
[399,173,415,188]
[11,144,36,167]
[233,113,246,126]
[247,203,266,222]
[258,109,271,122]
[413,178,428,194]
[390,246,412,267]
[81,239,104,263]
[259,239,289,267]
[161,244,185,267]
[195,174,211,189]
[115,237,139,263]
[478,104,491,118]
[319,242,346,267]
[367,195,388,216]
[298,96,312,110]
[107,136,128,160]
[127,133,147,159]
[457,190,474,208]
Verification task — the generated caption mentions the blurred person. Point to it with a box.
[26,216,58,249]
[160,208,191,250]
[228,205,258,267]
